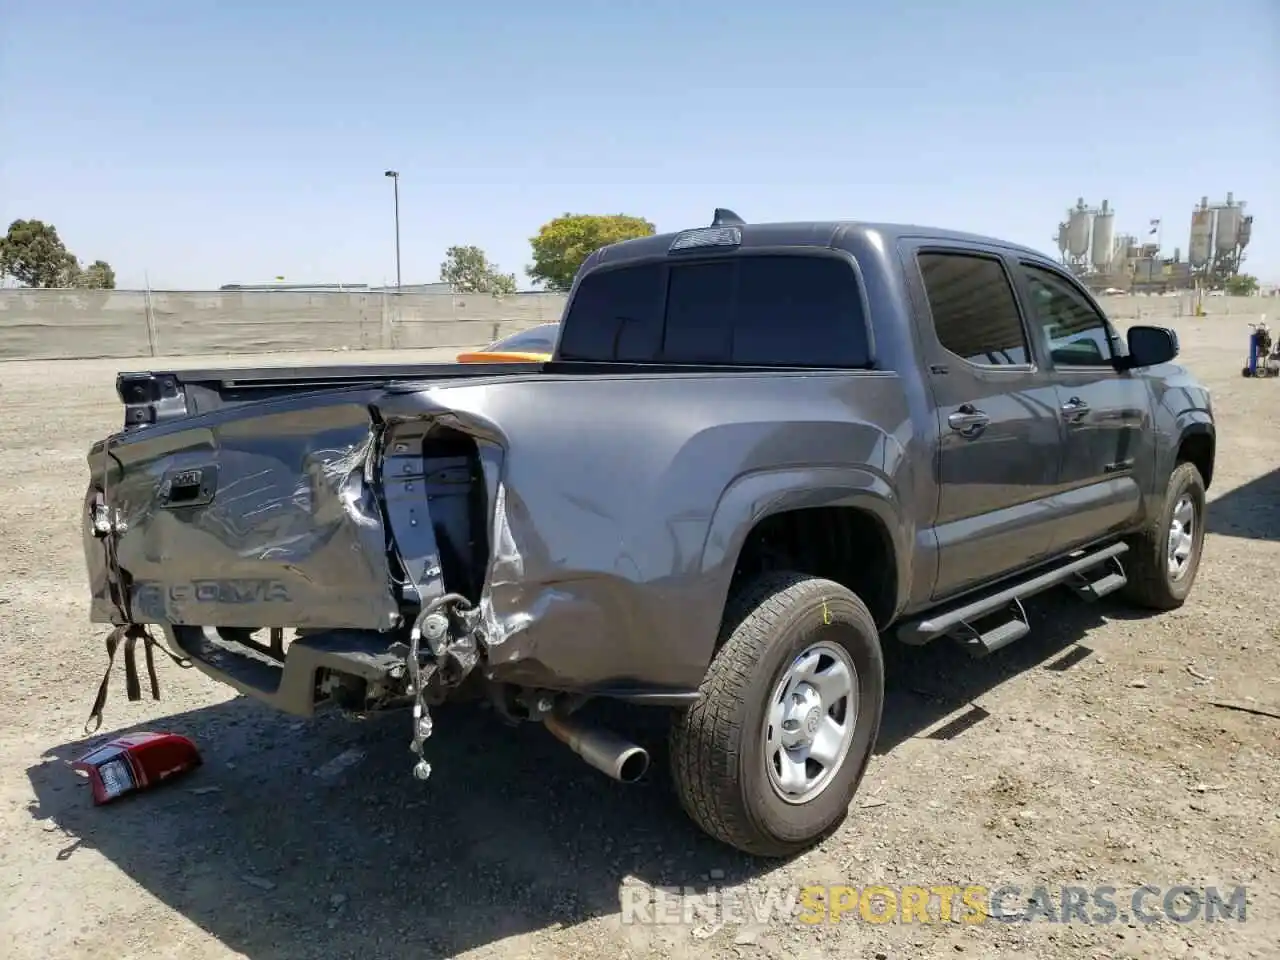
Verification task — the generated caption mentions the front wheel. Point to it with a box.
[668,571,884,858]
[1120,460,1207,610]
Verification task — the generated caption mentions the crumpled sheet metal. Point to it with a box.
[377,372,900,693]
[85,395,400,630]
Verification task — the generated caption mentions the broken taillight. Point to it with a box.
[71,732,202,805]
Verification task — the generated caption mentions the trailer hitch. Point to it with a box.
[404,592,482,780]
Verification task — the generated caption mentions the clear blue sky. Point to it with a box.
[2,0,1276,290]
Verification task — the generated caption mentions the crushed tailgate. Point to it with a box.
[83,390,400,631]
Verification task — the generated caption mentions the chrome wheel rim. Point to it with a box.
[762,639,858,805]
[1167,493,1196,581]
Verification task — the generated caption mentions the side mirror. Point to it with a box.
[1120,325,1179,369]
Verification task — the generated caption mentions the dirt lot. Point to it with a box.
[1,327,1277,960]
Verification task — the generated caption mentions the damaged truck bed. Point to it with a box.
[81,210,1214,856]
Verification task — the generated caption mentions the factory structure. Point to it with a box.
[1054,193,1254,293]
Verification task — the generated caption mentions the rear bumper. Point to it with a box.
[167,626,406,717]
[165,623,702,715]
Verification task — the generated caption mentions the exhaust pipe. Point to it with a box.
[543,712,650,783]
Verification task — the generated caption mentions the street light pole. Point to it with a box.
[384,170,401,290]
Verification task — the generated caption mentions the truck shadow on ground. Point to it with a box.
[876,587,1145,750]
[26,587,1148,960]
[1204,465,1280,543]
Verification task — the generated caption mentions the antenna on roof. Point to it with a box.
[711,208,745,227]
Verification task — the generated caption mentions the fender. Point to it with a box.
[1173,416,1215,453]
[1133,413,1215,530]
[1166,416,1215,482]
[696,464,910,651]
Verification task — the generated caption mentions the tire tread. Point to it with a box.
[669,570,878,857]
[1121,461,1205,610]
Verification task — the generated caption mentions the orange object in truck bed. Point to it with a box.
[456,322,557,363]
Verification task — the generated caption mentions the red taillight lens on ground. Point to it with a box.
[72,732,202,804]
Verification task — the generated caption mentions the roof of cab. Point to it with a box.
[580,214,1055,274]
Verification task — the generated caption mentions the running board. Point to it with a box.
[1069,554,1128,601]
[949,597,1031,657]
[896,541,1130,651]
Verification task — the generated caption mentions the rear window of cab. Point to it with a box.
[557,253,870,367]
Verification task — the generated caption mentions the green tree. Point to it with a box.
[526,213,656,291]
[439,244,517,295]
[1224,273,1259,296]
[0,219,116,288]
[74,260,117,289]
[0,219,79,287]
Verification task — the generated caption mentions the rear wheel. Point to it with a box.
[1120,460,1207,610]
[669,571,884,858]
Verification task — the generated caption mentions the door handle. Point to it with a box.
[1060,396,1091,422]
[947,405,990,437]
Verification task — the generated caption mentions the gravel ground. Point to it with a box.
[1,326,1277,960]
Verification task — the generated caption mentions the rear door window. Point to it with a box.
[917,252,1031,366]
[556,253,870,367]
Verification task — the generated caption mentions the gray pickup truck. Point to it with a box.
[81,210,1214,857]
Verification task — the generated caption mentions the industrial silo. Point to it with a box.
[1188,197,1214,269]
[1214,193,1243,254]
[1238,215,1253,251]
[1091,200,1115,271]
[1066,198,1092,260]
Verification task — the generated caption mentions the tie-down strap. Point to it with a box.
[84,624,194,735]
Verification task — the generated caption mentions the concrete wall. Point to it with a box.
[0,287,1270,362]
[1095,293,1268,323]
[0,289,570,361]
